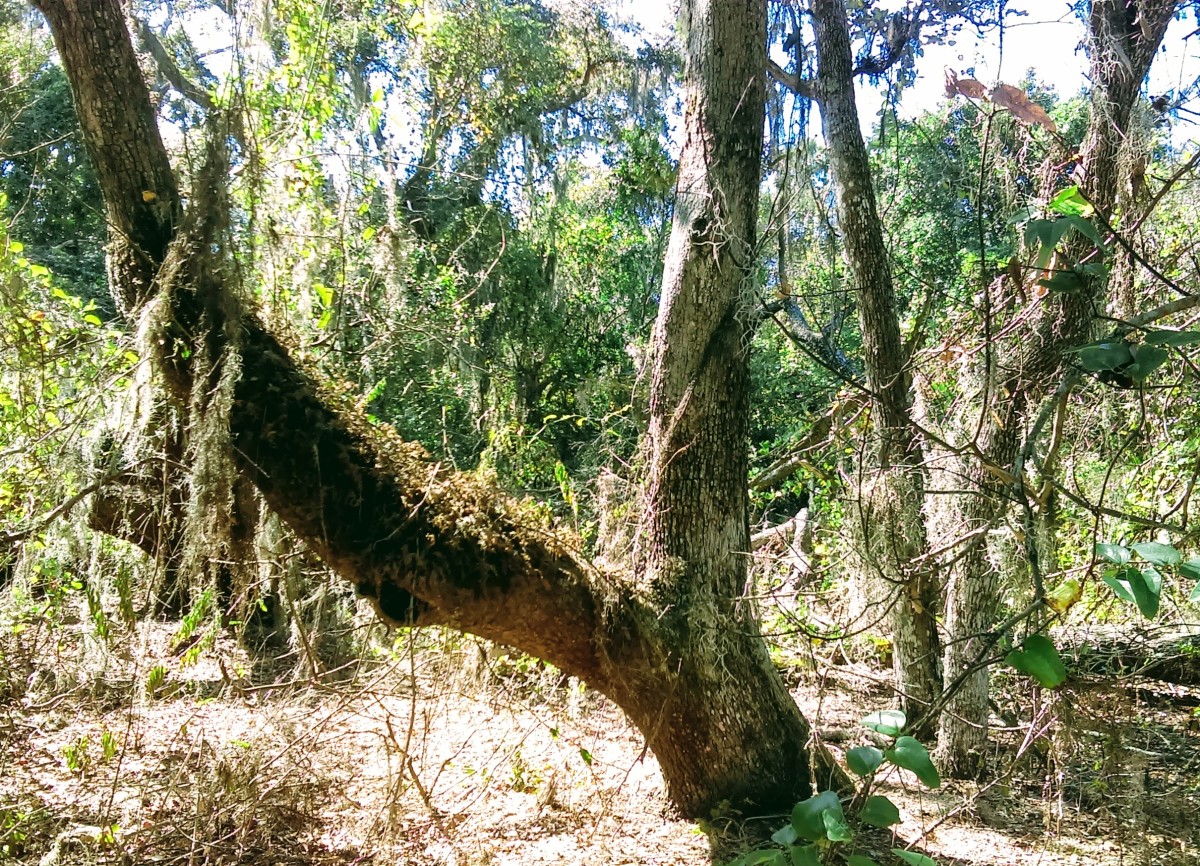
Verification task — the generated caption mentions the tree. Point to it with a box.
[807,0,942,733]
[30,0,820,818]
[933,0,1181,776]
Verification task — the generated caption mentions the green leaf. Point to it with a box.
[1102,567,1137,603]
[1096,543,1131,565]
[1048,185,1091,217]
[1126,344,1169,381]
[1076,342,1133,372]
[859,795,901,828]
[791,791,841,843]
[847,857,882,866]
[1005,634,1067,688]
[771,824,798,846]
[884,737,941,788]
[578,747,592,765]
[846,746,884,776]
[861,709,906,736]
[1134,567,1163,619]
[1063,214,1105,247]
[1104,565,1161,618]
[1026,219,1072,269]
[789,846,820,866]
[893,851,938,866]
[1131,541,1181,566]
[314,282,334,307]
[1178,558,1200,580]
[822,808,853,842]
[1189,581,1200,604]
[1143,329,1200,347]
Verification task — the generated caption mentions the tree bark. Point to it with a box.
[934,0,1180,778]
[1062,626,1200,688]
[31,0,195,616]
[810,0,942,733]
[33,0,817,818]
[30,0,180,317]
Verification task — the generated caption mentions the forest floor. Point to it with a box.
[2,618,1199,866]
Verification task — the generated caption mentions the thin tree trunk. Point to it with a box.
[810,0,942,732]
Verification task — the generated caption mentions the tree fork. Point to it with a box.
[33,0,820,818]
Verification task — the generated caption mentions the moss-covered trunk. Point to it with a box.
[34,0,817,818]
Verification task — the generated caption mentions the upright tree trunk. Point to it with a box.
[810,0,942,732]
[934,0,1179,777]
[33,0,818,818]
[32,0,195,617]
[629,0,816,811]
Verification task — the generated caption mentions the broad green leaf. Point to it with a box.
[791,791,840,842]
[771,824,797,846]
[893,851,938,866]
[1189,581,1200,604]
[1104,565,1161,618]
[1063,214,1105,247]
[861,710,906,736]
[847,857,882,866]
[884,737,941,788]
[1076,342,1133,372]
[789,846,820,866]
[1102,567,1137,603]
[1005,634,1067,688]
[1048,185,1091,217]
[1144,329,1200,347]
[859,795,901,828]
[1028,219,1072,269]
[1179,558,1200,580]
[1131,541,1181,566]
[314,282,334,306]
[1126,344,1169,381]
[1133,567,1163,619]
[822,808,853,842]
[1095,542,1131,565]
[846,746,884,776]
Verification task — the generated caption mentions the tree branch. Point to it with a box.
[133,17,216,112]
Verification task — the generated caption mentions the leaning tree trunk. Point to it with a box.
[32,0,818,818]
[934,0,1180,778]
[810,0,942,732]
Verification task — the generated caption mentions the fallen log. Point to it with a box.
[1058,625,1200,687]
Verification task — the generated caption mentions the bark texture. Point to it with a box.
[810,0,942,731]
[32,0,194,615]
[35,0,816,818]
[31,0,180,316]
